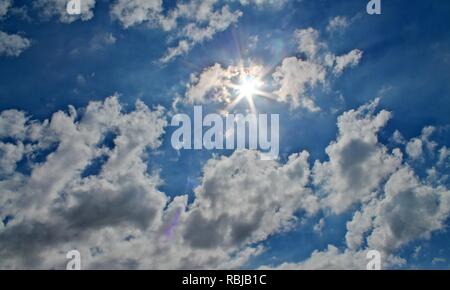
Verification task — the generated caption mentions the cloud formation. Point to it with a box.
[110,0,243,63]
[0,0,12,19]
[0,96,317,269]
[34,0,96,23]
[313,99,401,214]
[271,28,363,110]
[1,95,449,269]
[0,1,31,57]
[326,16,350,33]
[0,31,31,56]
[182,27,363,112]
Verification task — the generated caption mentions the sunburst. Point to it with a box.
[224,66,273,113]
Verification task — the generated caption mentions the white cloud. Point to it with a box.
[184,150,318,249]
[0,96,319,269]
[392,130,405,144]
[233,0,287,8]
[295,28,324,59]
[272,57,325,111]
[184,27,363,111]
[0,0,12,19]
[345,166,450,255]
[109,0,291,63]
[34,0,96,23]
[262,101,450,269]
[110,0,163,28]
[406,138,423,160]
[0,141,24,176]
[0,1,32,57]
[0,109,28,138]
[159,4,242,63]
[272,28,363,111]
[183,62,262,105]
[1,96,449,269]
[185,63,236,104]
[438,146,449,166]
[89,32,117,51]
[260,245,404,270]
[159,40,190,64]
[326,16,350,33]
[331,49,363,75]
[0,96,170,269]
[405,126,437,160]
[111,0,242,63]
[0,31,31,56]
[313,99,402,214]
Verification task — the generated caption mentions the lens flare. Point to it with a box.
[239,76,261,98]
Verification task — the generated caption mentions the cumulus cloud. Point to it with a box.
[0,0,12,19]
[183,62,263,105]
[295,28,325,59]
[184,150,318,250]
[0,96,168,268]
[109,0,290,63]
[272,57,325,112]
[326,16,350,33]
[261,246,368,270]
[184,28,363,111]
[406,138,423,160]
[0,1,32,57]
[261,99,450,270]
[111,0,242,63]
[110,0,163,28]
[438,146,449,166]
[0,95,320,269]
[272,28,363,111]
[261,245,404,270]
[330,49,363,75]
[34,0,96,23]
[0,31,31,56]
[345,166,450,255]
[158,40,190,64]
[313,99,402,213]
[185,63,236,104]
[0,109,28,138]
[405,126,437,160]
[1,95,449,269]
[89,32,117,51]
[0,141,24,176]
[159,4,242,63]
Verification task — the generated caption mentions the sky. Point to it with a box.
[0,0,450,270]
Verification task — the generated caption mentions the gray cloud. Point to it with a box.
[0,31,31,56]
[1,96,449,270]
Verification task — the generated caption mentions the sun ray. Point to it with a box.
[225,93,246,111]
[246,93,257,114]
[221,64,274,113]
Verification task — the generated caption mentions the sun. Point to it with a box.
[238,76,261,99]
[224,65,274,113]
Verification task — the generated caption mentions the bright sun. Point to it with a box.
[224,66,271,113]
[238,76,261,99]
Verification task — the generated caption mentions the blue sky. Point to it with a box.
[0,0,449,269]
